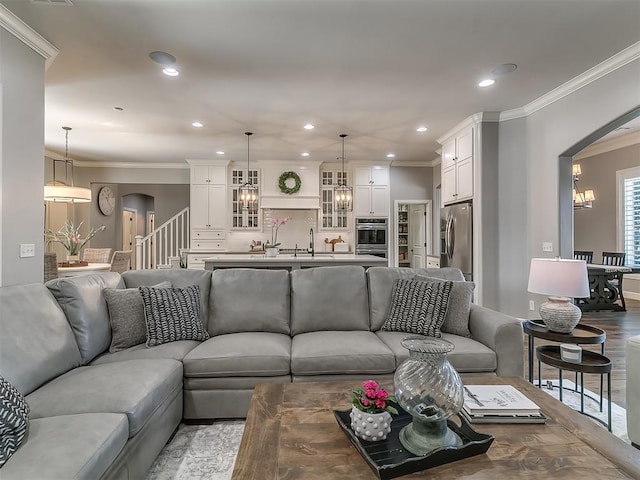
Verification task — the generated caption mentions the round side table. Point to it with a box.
[536,345,612,431]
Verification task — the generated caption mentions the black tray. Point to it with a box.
[334,405,494,480]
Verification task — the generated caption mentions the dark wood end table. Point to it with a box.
[536,345,612,431]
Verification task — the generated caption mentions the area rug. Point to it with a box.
[145,381,629,480]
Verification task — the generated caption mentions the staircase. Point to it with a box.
[135,207,190,270]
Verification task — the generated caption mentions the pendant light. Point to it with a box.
[334,133,353,211]
[238,132,258,220]
[572,163,595,209]
[44,127,92,203]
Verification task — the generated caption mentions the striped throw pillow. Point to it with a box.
[0,376,29,467]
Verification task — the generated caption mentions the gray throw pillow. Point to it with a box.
[104,281,171,352]
[140,285,209,347]
[0,376,29,467]
[381,279,452,337]
[414,275,475,337]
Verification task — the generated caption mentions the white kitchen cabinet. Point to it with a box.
[320,169,349,230]
[191,165,227,185]
[190,184,227,230]
[441,127,473,205]
[355,166,389,186]
[354,185,389,217]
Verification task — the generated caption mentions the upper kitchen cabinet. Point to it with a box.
[320,168,350,230]
[190,164,227,185]
[353,164,390,217]
[440,127,473,205]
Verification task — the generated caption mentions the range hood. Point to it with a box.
[258,161,321,210]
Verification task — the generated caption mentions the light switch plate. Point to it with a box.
[542,242,553,252]
[20,244,35,258]
[529,300,535,311]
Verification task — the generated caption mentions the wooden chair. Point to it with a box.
[574,250,593,263]
[82,247,113,263]
[44,252,58,282]
[110,250,132,273]
[601,251,626,311]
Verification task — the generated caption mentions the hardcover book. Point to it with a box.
[462,384,541,416]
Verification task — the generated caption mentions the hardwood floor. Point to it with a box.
[524,298,640,409]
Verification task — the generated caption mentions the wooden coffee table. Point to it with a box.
[231,377,640,479]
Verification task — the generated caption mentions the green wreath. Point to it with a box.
[278,171,301,195]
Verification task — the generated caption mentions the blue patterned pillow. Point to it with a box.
[381,279,452,337]
[139,285,209,347]
[0,376,29,467]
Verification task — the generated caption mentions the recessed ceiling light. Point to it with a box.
[163,67,179,77]
[478,79,495,88]
[192,122,203,128]
[301,152,310,157]
[386,153,396,158]
[149,51,176,65]
[416,126,427,132]
[303,123,314,130]
[491,63,518,76]
[216,151,225,155]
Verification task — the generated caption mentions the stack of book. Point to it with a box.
[461,384,546,424]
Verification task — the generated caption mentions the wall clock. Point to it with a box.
[98,186,115,216]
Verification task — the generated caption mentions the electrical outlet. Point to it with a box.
[20,244,35,258]
[529,300,535,311]
[542,242,553,252]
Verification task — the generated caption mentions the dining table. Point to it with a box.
[57,262,111,278]
[576,263,638,312]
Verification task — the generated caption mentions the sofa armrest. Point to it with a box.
[468,304,524,377]
[627,335,640,447]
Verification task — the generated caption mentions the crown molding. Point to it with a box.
[574,130,640,160]
[500,42,640,122]
[436,112,500,144]
[74,160,189,169]
[390,159,440,167]
[0,5,58,69]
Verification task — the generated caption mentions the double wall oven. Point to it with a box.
[355,218,388,258]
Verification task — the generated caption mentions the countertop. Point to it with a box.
[202,253,387,270]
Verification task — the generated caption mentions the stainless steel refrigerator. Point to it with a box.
[440,201,473,280]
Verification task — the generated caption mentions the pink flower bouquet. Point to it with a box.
[351,380,398,415]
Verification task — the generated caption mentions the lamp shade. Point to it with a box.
[527,258,589,298]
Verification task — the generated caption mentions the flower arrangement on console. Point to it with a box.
[46,220,106,257]
[351,380,398,415]
[266,216,290,249]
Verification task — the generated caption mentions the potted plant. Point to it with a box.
[349,380,398,442]
[46,220,106,263]
[265,217,289,257]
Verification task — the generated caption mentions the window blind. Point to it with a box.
[622,175,640,265]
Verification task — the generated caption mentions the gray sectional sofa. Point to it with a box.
[0,265,524,479]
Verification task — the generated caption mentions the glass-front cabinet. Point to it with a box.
[230,168,260,229]
[320,170,349,230]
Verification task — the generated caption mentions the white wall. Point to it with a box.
[500,59,640,318]
[0,29,45,286]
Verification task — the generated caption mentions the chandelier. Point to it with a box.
[44,127,92,203]
[238,132,258,221]
[572,163,595,209]
[334,133,353,211]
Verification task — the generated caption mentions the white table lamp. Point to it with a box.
[527,258,590,333]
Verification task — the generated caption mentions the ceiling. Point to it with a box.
[3,0,640,167]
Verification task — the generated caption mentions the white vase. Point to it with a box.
[66,254,80,263]
[349,406,392,442]
[265,247,278,258]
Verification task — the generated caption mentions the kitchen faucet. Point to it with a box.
[308,228,315,257]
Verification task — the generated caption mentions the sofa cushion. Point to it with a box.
[290,266,370,335]
[0,413,127,480]
[0,376,30,467]
[26,359,183,437]
[413,275,474,338]
[46,273,124,364]
[0,284,81,395]
[104,281,171,352]
[90,340,200,366]
[122,269,212,329]
[209,269,290,335]
[376,331,497,372]
[183,333,291,377]
[381,279,452,337]
[291,331,395,376]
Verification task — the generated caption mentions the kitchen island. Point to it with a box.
[203,253,387,271]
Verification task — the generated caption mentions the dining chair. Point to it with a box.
[110,250,132,273]
[44,252,58,282]
[601,251,626,311]
[82,247,113,263]
[574,250,593,264]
